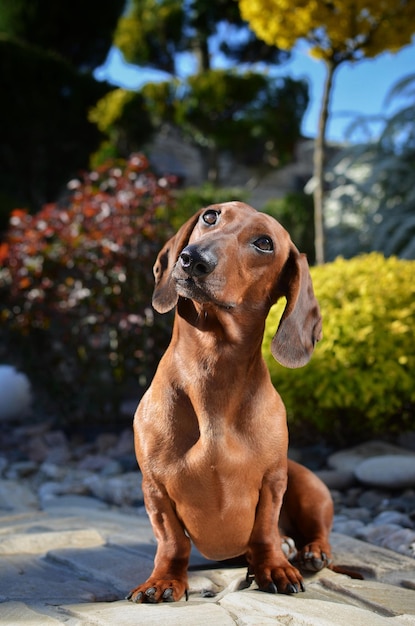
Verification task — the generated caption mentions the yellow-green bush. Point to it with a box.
[263,254,415,444]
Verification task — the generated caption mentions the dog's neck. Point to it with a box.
[173,297,268,375]
[165,298,274,437]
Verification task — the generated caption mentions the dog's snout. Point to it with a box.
[179,244,217,277]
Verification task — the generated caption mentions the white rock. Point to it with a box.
[373,510,414,528]
[357,524,415,558]
[354,455,415,488]
[356,523,402,544]
[314,469,356,490]
[328,440,415,472]
[84,472,143,506]
[0,479,39,511]
[0,529,104,555]
[332,519,365,537]
[382,528,415,557]
[0,365,31,420]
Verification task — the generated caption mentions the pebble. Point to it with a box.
[0,479,39,511]
[0,419,415,561]
[328,440,415,472]
[0,365,32,420]
[84,472,143,507]
[314,469,356,490]
[373,510,414,528]
[354,455,415,489]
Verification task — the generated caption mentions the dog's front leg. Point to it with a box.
[246,470,305,595]
[127,480,191,603]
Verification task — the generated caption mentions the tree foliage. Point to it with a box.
[0,0,124,71]
[91,71,308,180]
[91,0,308,183]
[238,0,415,263]
[115,0,288,75]
[94,0,307,181]
[238,1,415,63]
[0,0,124,222]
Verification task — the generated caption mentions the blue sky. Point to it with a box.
[95,37,415,143]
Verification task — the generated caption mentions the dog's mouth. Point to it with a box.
[174,275,235,310]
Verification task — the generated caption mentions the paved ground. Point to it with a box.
[1,495,415,625]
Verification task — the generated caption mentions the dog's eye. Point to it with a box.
[253,236,273,252]
[202,210,219,225]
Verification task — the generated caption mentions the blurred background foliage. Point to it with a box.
[90,0,307,182]
[0,155,174,427]
[0,0,125,230]
[239,0,415,265]
[262,192,315,264]
[92,72,309,181]
[0,1,414,442]
[323,74,415,261]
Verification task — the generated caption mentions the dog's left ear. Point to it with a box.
[271,249,322,368]
[152,210,203,313]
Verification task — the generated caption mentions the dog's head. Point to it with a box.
[152,201,322,368]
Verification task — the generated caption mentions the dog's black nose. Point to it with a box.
[179,244,217,277]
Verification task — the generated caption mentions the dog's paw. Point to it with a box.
[253,562,305,595]
[126,579,188,603]
[296,542,332,572]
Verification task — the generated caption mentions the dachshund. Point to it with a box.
[127,201,333,603]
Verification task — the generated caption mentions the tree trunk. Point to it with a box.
[193,35,210,72]
[313,59,337,265]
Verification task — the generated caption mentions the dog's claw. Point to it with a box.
[302,551,327,572]
[321,552,332,566]
[260,581,278,594]
[127,590,143,603]
[299,545,332,572]
[145,586,157,603]
[162,588,174,602]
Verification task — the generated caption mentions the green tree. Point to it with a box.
[238,0,415,264]
[142,70,308,180]
[114,0,287,75]
[0,0,124,223]
[94,0,308,182]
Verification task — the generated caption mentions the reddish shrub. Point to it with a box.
[0,154,175,426]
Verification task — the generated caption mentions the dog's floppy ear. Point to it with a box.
[152,210,203,313]
[271,248,322,368]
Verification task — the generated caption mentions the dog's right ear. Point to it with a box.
[152,210,203,313]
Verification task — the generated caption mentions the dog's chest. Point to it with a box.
[166,429,273,500]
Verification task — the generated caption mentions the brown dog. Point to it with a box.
[128,201,333,603]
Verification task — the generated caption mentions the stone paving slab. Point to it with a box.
[219,589,414,625]
[47,543,154,595]
[0,528,104,555]
[0,504,414,625]
[0,602,66,626]
[66,599,237,626]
